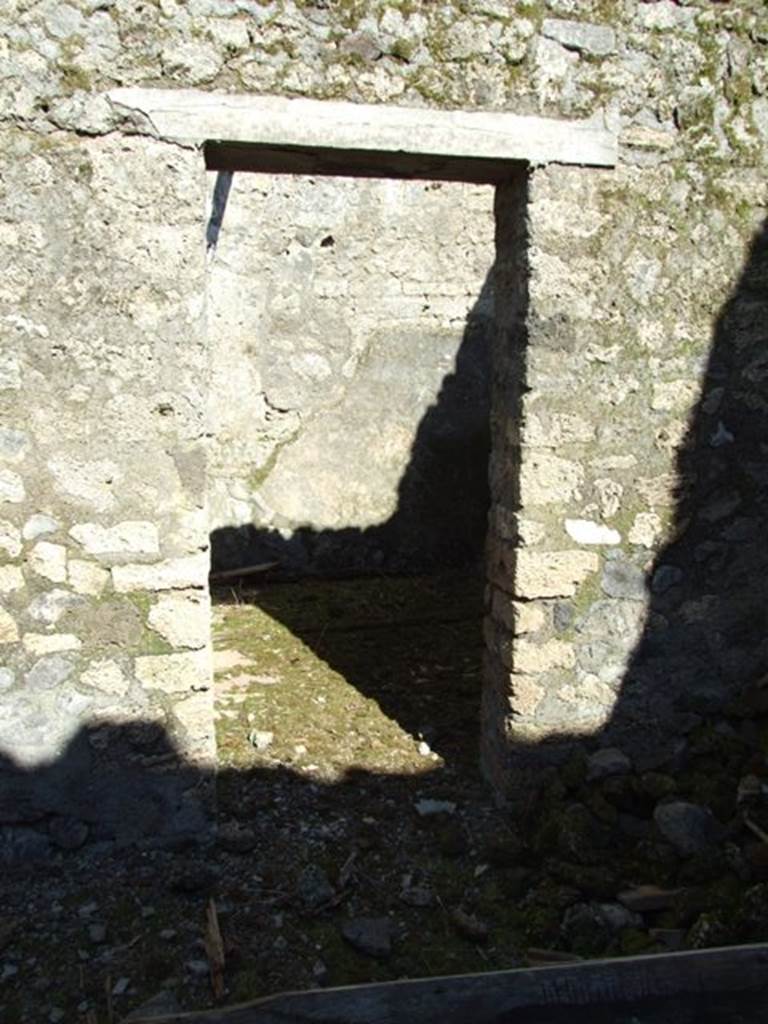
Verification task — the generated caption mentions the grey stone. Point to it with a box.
[0,826,52,865]
[595,901,643,932]
[49,815,89,851]
[653,802,723,857]
[25,655,75,691]
[601,559,646,600]
[339,32,382,61]
[0,668,14,692]
[298,864,335,910]
[341,917,393,958]
[541,18,616,56]
[586,747,632,781]
[27,589,83,625]
[651,565,684,594]
[22,513,60,540]
[415,798,457,816]
[0,427,29,463]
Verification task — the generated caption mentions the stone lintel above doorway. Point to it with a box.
[107,88,617,183]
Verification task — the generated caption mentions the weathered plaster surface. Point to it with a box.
[206,172,495,575]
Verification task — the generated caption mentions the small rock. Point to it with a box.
[399,882,434,908]
[49,1009,65,1023]
[297,864,335,911]
[217,822,257,854]
[339,31,382,61]
[415,799,456,817]
[78,901,99,918]
[653,801,722,856]
[601,558,646,600]
[248,730,274,751]
[111,977,130,996]
[586,748,632,782]
[341,917,392,958]
[49,816,88,851]
[595,902,642,932]
[185,959,210,977]
[450,907,489,943]
[618,885,683,913]
[88,923,107,944]
[417,740,432,756]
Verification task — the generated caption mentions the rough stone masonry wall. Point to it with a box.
[1,0,768,838]
[0,133,214,851]
[207,173,495,577]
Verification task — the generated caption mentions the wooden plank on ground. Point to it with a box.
[126,943,768,1023]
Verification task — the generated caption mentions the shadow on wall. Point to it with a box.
[209,288,495,579]
[2,202,767,860]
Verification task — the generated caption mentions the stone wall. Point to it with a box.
[206,173,495,576]
[1,0,768,841]
[0,131,214,851]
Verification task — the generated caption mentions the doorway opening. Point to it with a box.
[207,170,499,791]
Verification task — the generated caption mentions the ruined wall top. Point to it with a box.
[2,0,767,174]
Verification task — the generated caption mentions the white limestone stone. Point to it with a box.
[565,519,621,545]
[28,541,67,582]
[70,521,160,560]
[0,427,29,464]
[629,511,664,548]
[135,650,211,693]
[108,87,618,168]
[0,469,25,503]
[520,453,583,506]
[80,659,130,696]
[22,513,60,540]
[148,590,209,649]
[516,550,599,599]
[0,565,24,592]
[23,633,81,655]
[515,638,576,674]
[0,520,22,558]
[68,559,109,596]
[0,608,19,644]
[112,553,208,593]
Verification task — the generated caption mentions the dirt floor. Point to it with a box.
[4,572,768,1022]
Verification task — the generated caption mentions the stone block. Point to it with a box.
[0,566,24,593]
[148,590,209,649]
[516,550,599,599]
[22,514,59,540]
[0,469,25,503]
[28,541,67,583]
[515,638,575,674]
[520,452,583,506]
[22,633,81,655]
[0,521,22,558]
[135,650,211,694]
[0,608,19,644]
[80,659,130,696]
[565,519,621,545]
[68,559,109,596]
[70,521,160,560]
[112,554,208,593]
[541,18,616,57]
